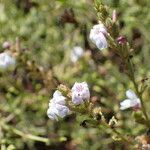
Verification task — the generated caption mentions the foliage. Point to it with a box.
[0,0,150,149]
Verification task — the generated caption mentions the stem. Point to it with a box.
[1,145,6,150]
[128,59,149,124]
[112,128,134,145]
[100,121,134,146]
[12,128,50,143]
[0,121,50,144]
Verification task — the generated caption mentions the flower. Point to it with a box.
[70,46,84,63]
[89,24,108,50]
[2,41,11,49]
[0,52,16,69]
[120,89,141,110]
[47,90,70,121]
[71,82,90,105]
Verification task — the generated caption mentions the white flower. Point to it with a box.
[120,89,141,110]
[47,90,70,121]
[0,52,16,69]
[89,24,108,50]
[71,82,90,105]
[70,46,84,63]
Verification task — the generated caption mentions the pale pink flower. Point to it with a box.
[89,24,108,50]
[71,82,90,105]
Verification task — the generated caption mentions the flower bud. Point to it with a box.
[117,36,127,45]
[58,84,71,97]
[2,41,11,49]
[133,111,146,125]
[112,10,117,23]
[109,116,117,128]
[95,1,109,22]
[92,107,102,120]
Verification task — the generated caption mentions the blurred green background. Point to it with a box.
[0,0,150,149]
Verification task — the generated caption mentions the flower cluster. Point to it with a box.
[47,82,90,120]
[47,22,143,124]
[89,23,108,50]
[47,84,141,121]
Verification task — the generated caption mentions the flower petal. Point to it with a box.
[95,34,108,49]
[126,89,137,99]
[93,24,107,34]
[130,98,141,107]
[53,90,66,105]
[120,99,131,110]
[89,24,108,50]
[47,107,58,121]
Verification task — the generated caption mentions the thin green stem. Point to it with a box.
[0,121,50,144]
[12,128,50,143]
[100,121,134,146]
[112,128,134,145]
[128,59,149,124]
